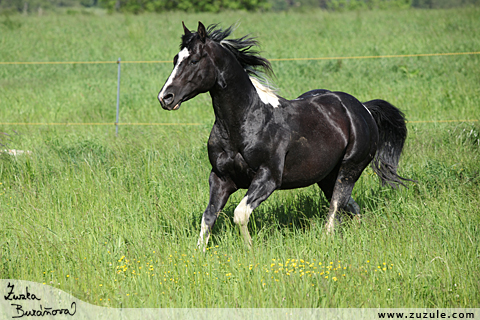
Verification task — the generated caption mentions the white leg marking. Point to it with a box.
[234,196,253,246]
[325,200,338,235]
[197,216,210,252]
[250,77,280,108]
[233,196,252,225]
[158,47,190,100]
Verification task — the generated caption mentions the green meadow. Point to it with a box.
[0,8,479,308]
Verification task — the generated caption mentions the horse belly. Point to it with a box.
[280,138,345,189]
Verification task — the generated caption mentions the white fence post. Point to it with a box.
[116,57,121,136]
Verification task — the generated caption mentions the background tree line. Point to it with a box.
[0,0,478,15]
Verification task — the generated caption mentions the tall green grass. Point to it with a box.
[0,8,479,308]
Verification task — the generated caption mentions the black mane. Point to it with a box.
[181,24,274,79]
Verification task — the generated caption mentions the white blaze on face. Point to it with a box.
[250,77,280,108]
[158,47,190,101]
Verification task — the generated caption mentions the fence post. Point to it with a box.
[116,57,121,136]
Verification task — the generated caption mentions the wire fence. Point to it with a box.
[0,122,204,126]
[0,120,477,126]
[1,50,479,128]
[1,50,479,65]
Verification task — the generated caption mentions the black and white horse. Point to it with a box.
[158,22,411,249]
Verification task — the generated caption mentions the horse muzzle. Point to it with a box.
[158,92,182,111]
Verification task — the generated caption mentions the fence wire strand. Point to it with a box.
[1,51,479,65]
[0,120,477,126]
[0,122,203,126]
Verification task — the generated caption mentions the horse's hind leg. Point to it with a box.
[321,162,367,234]
[345,196,361,225]
[318,164,361,219]
[324,182,356,234]
[346,197,360,216]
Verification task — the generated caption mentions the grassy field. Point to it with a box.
[0,8,479,308]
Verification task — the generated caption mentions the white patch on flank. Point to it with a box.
[250,77,280,108]
[158,47,190,101]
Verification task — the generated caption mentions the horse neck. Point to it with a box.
[208,47,259,126]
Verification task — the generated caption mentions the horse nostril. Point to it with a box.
[163,93,174,105]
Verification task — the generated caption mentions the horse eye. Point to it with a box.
[190,59,198,65]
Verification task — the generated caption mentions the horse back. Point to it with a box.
[279,91,378,188]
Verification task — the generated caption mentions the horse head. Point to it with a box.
[158,22,218,111]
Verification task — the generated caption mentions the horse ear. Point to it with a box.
[197,21,207,43]
[182,21,191,35]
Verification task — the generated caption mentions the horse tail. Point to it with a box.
[364,99,412,188]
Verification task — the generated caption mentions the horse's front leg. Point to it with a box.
[234,166,281,248]
[197,171,237,252]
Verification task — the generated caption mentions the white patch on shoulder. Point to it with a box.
[250,77,280,108]
[158,47,190,100]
